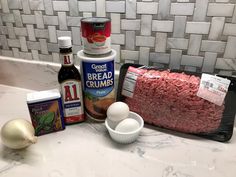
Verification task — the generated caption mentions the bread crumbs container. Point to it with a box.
[78,49,116,121]
[27,89,65,136]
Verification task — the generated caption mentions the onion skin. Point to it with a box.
[1,119,37,149]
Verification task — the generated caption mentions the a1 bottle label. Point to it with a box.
[61,80,84,124]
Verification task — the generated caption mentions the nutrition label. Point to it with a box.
[122,67,142,98]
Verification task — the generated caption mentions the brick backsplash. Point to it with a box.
[1,0,236,75]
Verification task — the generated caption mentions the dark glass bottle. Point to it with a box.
[58,36,85,124]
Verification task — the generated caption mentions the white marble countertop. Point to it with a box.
[0,84,236,177]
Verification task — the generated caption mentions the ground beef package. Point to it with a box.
[117,64,236,142]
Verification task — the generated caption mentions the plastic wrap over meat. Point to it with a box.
[123,68,225,134]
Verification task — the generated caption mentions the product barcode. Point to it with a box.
[203,81,213,88]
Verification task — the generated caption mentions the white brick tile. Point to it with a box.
[34,11,44,29]
[52,53,60,63]
[82,13,92,18]
[224,36,236,59]
[1,0,9,13]
[126,0,136,19]
[96,0,106,17]
[48,26,57,43]
[137,2,158,15]
[39,54,52,62]
[223,23,236,36]
[67,17,82,27]
[39,39,48,54]
[19,36,28,52]
[29,0,44,10]
[35,29,49,38]
[170,49,182,70]
[215,0,230,2]
[0,26,8,35]
[124,60,135,64]
[141,15,152,36]
[121,20,140,31]
[139,47,150,65]
[43,0,53,15]
[7,39,20,48]
[72,45,82,54]
[155,32,167,52]
[181,55,204,67]
[202,52,217,73]
[69,0,79,16]
[6,23,15,39]
[158,0,171,19]
[111,34,125,45]
[111,45,121,63]
[136,36,155,47]
[152,20,173,32]
[13,10,23,27]
[71,27,81,45]
[14,27,27,36]
[186,22,210,34]
[150,53,170,64]
[184,66,197,72]
[193,0,208,21]
[43,16,59,26]
[173,16,186,38]
[125,31,135,50]
[57,30,72,38]
[32,50,39,61]
[232,5,236,24]
[2,50,13,57]
[22,15,36,24]
[121,50,139,60]
[0,35,9,49]
[170,3,194,16]
[47,43,59,52]
[215,58,236,70]
[2,14,15,23]
[209,17,225,40]
[187,34,202,55]
[106,1,125,13]
[26,25,36,41]
[207,3,234,17]
[167,38,188,50]
[8,0,22,9]
[58,12,68,30]
[0,17,2,26]
[52,1,69,11]
[201,40,226,53]
[12,48,20,58]
[27,41,40,50]
[19,52,32,60]
[111,13,120,34]
[22,0,31,14]
[78,1,96,12]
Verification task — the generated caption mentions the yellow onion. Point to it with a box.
[1,119,37,149]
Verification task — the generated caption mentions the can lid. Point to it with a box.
[81,17,110,23]
[27,89,61,104]
[58,36,72,48]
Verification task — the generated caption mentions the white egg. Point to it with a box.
[107,102,129,122]
[115,118,140,133]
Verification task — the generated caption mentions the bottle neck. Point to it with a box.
[60,47,74,66]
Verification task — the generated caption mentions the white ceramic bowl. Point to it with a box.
[105,111,144,144]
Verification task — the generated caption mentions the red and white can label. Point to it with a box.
[61,80,85,123]
[81,20,111,55]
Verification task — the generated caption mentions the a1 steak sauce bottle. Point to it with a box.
[58,36,85,124]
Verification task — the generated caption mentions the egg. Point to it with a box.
[115,118,140,133]
[107,102,129,122]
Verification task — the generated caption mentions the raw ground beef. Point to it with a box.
[124,69,224,134]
